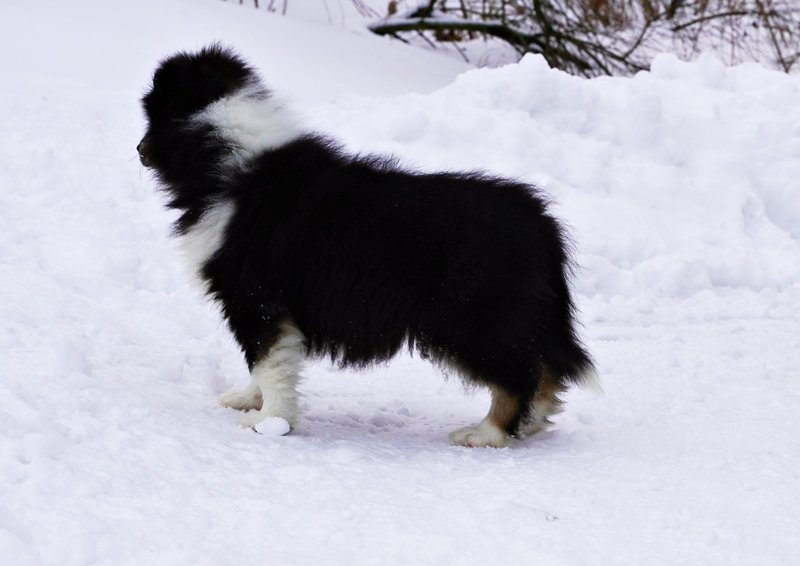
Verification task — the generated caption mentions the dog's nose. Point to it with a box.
[137,138,152,167]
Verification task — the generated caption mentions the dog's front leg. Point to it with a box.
[220,318,306,431]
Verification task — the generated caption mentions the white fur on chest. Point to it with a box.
[178,200,236,288]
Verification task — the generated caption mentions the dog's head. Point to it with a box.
[138,44,255,169]
[139,45,303,207]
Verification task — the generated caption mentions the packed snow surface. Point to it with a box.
[2,1,799,565]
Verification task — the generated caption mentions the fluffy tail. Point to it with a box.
[573,357,603,394]
[547,338,602,394]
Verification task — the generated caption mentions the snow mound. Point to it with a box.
[254,416,292,436]
[311,52,800,318]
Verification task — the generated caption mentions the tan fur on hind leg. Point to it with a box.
[449,387,520,448]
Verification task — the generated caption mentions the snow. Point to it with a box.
[254,416,292,436]
[2,1,800,565]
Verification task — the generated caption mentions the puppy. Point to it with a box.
[138,45,597,447]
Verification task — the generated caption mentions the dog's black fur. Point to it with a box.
[139,45,595,444]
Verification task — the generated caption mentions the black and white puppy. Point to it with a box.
[138,45,597,447]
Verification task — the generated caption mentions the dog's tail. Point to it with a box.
[572,355,603,393]
[546,336,602,394]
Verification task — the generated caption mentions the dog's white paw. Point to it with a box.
[449,419,508,448]
[219,385,262,411]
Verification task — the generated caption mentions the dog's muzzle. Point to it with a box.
[137,137,152,168]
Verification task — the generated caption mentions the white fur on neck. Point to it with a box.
[192,81,304,168]
[179,200,235,288]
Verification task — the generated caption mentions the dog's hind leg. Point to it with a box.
[220,320,306,430]
[520,366,568,437]
[449,386,525,448]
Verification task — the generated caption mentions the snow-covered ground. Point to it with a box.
[2,1,799,565]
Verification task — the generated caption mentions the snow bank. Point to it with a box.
[310,52,800,318]
[2,1,800,565]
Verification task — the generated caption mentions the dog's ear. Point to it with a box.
[143,45,256,122]
[197,56,249,104]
